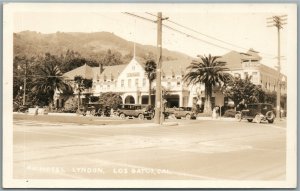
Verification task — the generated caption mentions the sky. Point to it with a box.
[11,4,295,75]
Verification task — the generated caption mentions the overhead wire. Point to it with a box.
[145,12,278,59]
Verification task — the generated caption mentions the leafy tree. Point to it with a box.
[184,54,232,114]
[223,75,265,107]
[13,55,37,100]
[144,59,157,106]
[64,96,78,112]
[74,76,93,108]
[99,92,123,110]
[32,58,72,107]
[100,49,123,66]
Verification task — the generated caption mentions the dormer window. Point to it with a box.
[172,70,175,78]
[104,75,107,82]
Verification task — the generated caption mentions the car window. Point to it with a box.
[248,105,258,109]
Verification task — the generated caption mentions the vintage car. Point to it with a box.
[235,103,276,123]
[165,107,196,120]
[76,103,110,117]
[116,104,154,120]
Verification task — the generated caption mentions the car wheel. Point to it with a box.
[185,114,191,120]
[254,114,261,123]
[247,119,253,122]
[90,109,96,116]
[268,119,274,123]
[266,111,275,121]
[120,113,126,119]
[235,113,242,121]
[138,114,144,120]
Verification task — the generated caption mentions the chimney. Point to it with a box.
[100,63,104,74]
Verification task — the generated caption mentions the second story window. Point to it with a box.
[128,79,132,88]
[135,79,139,87]
[121,80,124,88]
[143,78,146,86]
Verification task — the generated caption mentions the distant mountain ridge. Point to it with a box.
[13,31,192,62]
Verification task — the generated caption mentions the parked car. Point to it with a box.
[76,103,110,117]
[235,103,276,123]
[165,107,196,120]
[116,104,154,120]
[223,109,238,118]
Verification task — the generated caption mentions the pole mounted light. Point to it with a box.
[266,15,287,119]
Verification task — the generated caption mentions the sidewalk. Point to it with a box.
[196,116,236,121]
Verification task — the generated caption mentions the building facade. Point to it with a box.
[56,49,286,109]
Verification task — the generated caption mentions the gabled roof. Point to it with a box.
[219,51,244,70]
[161,59,193,76]
[243,48,261,61]
[93,64,127,81]
[63,64,94,80]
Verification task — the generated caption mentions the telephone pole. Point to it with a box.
[22,61,28,106]
[267,15,287,119]
[154,12,168,124]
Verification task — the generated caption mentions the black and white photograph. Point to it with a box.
[2,3,297,188]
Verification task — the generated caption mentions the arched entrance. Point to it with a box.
[124,95,135,104]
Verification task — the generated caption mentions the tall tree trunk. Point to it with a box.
[77,92,80,109]
[148,80,152,105]
[204,84,212,115]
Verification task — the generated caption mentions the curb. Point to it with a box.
[196,117,236,121]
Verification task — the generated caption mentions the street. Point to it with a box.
[13,114,286,180]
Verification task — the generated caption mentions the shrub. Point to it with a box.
[64,96,78,113]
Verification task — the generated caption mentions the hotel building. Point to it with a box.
[56,49,286,109]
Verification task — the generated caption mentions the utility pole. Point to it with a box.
[154,12,168,124]
[267,15,287,119]
[22,61,28,106]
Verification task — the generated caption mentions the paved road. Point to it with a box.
[13,115,286,180]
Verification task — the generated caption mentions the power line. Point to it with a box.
[145,12,277,58]
[123,12,156,23]
[146,12,247,50]
[124,12,234,51]
[13,75,65,78]
[125,12,280,61]
[162,24,233,51]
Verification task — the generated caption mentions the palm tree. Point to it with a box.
[33,62,71,107]
[74,75,93,109]
[184,54,232,115]
[144,59,157,105]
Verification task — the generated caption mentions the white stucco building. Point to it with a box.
[57,49,286,109]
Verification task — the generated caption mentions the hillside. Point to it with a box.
[13,31,191,61]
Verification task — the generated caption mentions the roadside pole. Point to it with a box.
[154,12,163,124]
[267,15,287,120]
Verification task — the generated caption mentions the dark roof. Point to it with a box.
[93,64,127,81]
[219,51,244,70]
[220,49,262,70]
[63,64,94,80]
[161,59,193,76]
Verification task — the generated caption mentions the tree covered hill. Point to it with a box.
[13,31,191,62]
